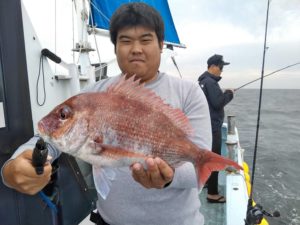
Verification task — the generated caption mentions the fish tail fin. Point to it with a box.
[92,166,116,200]
[195,150,243,189]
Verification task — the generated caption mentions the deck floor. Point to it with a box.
[199,172,226,225]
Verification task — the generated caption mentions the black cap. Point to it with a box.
[207,54,230,67]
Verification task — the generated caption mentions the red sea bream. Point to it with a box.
[38,75,242,199]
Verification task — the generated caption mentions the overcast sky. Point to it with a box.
[24,0,300,89]
[166,0,300,89]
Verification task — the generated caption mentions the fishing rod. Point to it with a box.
[235,62,300,91]
[245,0,280,224]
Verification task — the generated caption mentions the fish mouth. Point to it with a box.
[37,121,50,143]
[37,120,46,136]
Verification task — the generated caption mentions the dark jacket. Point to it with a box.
[198,71,233,132]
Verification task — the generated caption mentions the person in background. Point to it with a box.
[198,54,234,203]
[2,3,212,225]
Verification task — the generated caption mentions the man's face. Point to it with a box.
[115,26,163,83]
[218,64,224,72]
[209,64,223,76]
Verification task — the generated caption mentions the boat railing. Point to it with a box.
[226,115,240,163]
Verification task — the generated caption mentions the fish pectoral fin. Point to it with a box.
[93,166,116,200]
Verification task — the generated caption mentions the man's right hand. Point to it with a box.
[2,150,52,195]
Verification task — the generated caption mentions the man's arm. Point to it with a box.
[205,82,230,110]
[1,136,60,195]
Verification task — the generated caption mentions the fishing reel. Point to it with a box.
[245,203,280,225]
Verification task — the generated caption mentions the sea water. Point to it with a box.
[225,89,300,225]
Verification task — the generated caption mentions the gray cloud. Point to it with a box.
[169,0,300,88]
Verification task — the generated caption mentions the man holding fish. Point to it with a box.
[1,2,241,225]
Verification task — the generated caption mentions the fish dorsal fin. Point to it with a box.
[107,75,193,136]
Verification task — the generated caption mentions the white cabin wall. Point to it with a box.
[22,0,75,71]
[21,0,121,80]
[21,1,81,131]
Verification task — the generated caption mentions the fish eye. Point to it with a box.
[59,106,72,120]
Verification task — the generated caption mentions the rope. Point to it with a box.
[87,0,103,79]
[36,54,46,106]
[89,0,110,23]
[171,56,182,78]
[54,0,57,74]
[72,0,75,63]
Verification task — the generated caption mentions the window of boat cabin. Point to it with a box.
[0,46,6,129]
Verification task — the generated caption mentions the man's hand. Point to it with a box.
[225,89,235,94]
[131,157,174,189]
[2,150,52,195]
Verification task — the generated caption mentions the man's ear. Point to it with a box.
[159,42,164,52]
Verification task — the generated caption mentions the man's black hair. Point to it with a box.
[109,2,164,48]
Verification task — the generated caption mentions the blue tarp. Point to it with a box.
[89,0,182,47]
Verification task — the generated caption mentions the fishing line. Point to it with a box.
[235,61,300,91]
